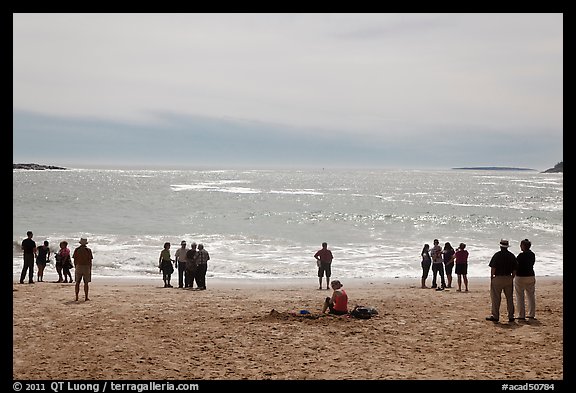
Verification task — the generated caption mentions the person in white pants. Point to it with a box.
[514,239,536,320]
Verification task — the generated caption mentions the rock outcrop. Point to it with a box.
[13,163,67,170]
[542,162,563,173]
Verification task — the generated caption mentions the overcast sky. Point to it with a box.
[13,13,563,170]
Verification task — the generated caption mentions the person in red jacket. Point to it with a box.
[454,243,469,292]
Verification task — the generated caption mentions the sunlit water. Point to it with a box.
[13,168,562,280]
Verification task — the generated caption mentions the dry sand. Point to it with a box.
[12,274,563,381]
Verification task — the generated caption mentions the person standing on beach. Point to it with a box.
[158,242,174,288]
[421,244,432,288]
[55,241,71,283]
[35,240,50,282]
[194,243,210,290]
[174,240,189,288]
[73,238,93,301]
[514,239,536,320]
[442,242,455,288]
[314,242,333,290]
[20,231,37,284]
[321,280,348,315]
[486,239,518,322]
[185,242,198,288]
[62,245,74,284]
[430,239,446,290]
[454,243,469,292]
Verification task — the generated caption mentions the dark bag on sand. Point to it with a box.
[350,305,379,319]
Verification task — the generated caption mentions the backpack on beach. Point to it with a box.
[350,305,378,319]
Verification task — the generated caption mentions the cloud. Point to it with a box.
[13,110,562,170]
[13,13,563,168]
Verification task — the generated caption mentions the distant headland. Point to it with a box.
[452,166,536,171]
[452,161,562,173]
[13,163,67,170]
[542,161,563,173]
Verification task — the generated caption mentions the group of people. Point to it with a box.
[319,238,537,322]
[487,238,537,322]
[421,239,469,291]
[19,231,213,297]
[419,237,537,322]
[19,231,93,301]
[158,240,210,289]
[20,232,536,322]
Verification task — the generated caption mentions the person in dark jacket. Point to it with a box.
[421,244,432,288]
[514,239,536,320]
[36,240,50,282]
[20,231,37,284]
[486,239,518,323]
[194,244,210,290]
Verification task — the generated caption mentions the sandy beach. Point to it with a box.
[12,274,563,381]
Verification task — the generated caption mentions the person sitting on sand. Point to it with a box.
[322,280,348,315]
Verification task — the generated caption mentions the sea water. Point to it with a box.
[13,168,563,280]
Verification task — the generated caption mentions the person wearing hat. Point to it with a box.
[174,240,189,288]
[72,238,93,301]
[486,239,518,322]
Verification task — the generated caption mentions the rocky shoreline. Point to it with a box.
[14,162,562,173]
[13,163,67,170]
[542,161,563,173]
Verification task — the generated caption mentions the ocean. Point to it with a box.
[13,168,563,280]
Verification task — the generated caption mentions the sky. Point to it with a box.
[13,13,563,170]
